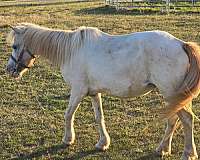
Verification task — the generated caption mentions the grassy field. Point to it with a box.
[1,0,200,159]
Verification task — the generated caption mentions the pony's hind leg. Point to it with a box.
[156,115,178,156]
[177,102,198,160]
[91,93,110,151]
[156,114,179,156]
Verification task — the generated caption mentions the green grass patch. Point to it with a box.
[0,0,200,159]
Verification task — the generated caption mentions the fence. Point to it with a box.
[105,0,200,11]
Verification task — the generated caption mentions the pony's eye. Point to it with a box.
[12,45,17,50]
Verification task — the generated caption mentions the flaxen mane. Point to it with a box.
[7,23,101,67]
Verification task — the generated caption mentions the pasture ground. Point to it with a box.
[0,0,200,159]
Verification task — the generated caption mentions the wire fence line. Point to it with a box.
[0,0,92,7]
[105,0,200,11]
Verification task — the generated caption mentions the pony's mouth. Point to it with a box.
[10,70,21,80]
[7,67,29,80]
[6,67,22,80]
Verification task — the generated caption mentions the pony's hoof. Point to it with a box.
[95,136,110,151]
[156,147,171,157]
[62,137,74,145]
[182,152,198,160]
[95,143,109,151]
[95,140,110,151]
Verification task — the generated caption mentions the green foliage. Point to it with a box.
[0,1,200,159]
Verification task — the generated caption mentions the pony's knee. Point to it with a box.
[95,115,105,124]
[64,110,73,121]
[93,107,105,124]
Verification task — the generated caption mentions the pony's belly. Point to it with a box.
[111,86,152,98]
[89,83,153,98]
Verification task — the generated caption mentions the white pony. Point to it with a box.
[6,23,200,160]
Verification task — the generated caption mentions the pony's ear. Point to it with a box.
[9,25,24,34]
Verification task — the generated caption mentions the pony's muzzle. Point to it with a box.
[6,64,15,73]
[6,65,20,79]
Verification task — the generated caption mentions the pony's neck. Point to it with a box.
[24,27,74,67]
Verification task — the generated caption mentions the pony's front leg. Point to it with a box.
[62,86,87,145]
[156,115,179,156]
[177,103,198,160]
[91,93,110,151]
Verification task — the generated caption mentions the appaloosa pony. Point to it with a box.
[6,23,200,160]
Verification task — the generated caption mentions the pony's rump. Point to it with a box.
[162,42,200,119]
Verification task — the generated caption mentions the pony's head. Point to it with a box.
[6,25,36,79]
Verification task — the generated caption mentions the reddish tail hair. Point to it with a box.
[162,42,200,119]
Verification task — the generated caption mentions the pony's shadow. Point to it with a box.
[11,143,102,160]
[66,149,104,160]
[11,143,67,160]
[135,152,163,160]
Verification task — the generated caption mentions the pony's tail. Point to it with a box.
[161,42,200,119]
